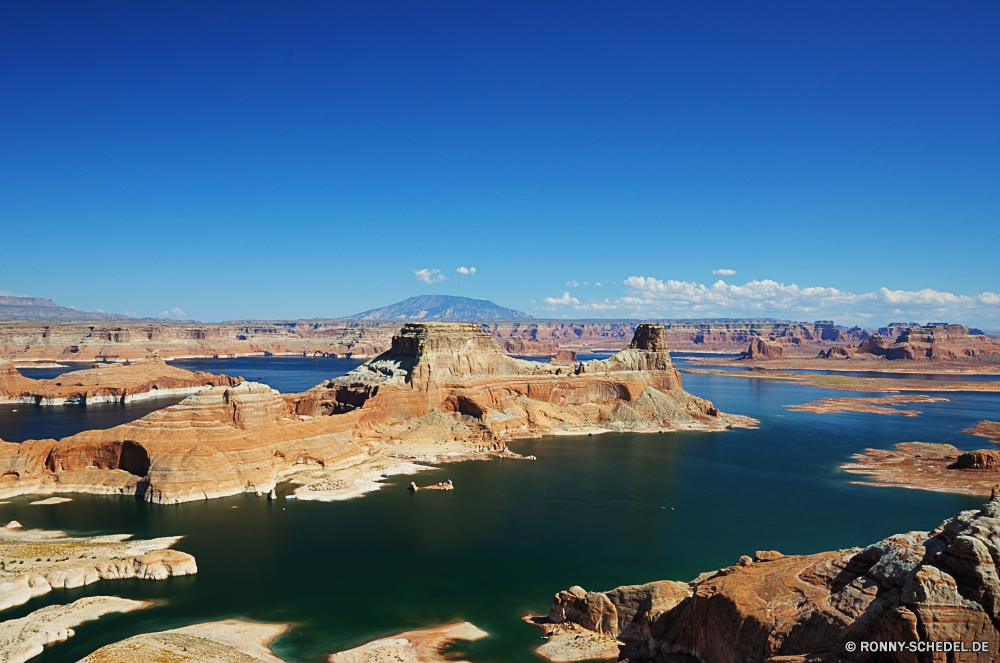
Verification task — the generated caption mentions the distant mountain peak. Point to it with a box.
[347,295,533,321]
[0,296,130,322]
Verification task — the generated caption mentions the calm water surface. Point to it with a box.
[1,358,994,663]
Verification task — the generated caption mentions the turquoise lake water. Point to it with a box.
[1,358,993,662]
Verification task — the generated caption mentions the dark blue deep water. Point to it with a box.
[0,357,995,663]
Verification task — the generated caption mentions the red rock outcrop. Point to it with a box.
[549,350,578,366]
[537,498,1000,662]
[0,355,240,405]
[0,323,754,504]
[818,326,1000,363]
[741,338,784,361]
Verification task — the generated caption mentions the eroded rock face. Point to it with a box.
[540,498,1000,662]
[1,320,872,362]
[295,323,743,440]
[0,356,240,405]
[818,326,1000,362]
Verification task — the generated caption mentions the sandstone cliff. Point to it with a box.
[537,496,1000,662]
[291,322,750,446]
[0,323,754,504]
[0,319,868,362]
[0,355,240,405]
[818,326,1000,363]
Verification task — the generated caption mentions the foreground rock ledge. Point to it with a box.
[532,495,1000,662]
[2,596,148,663]
[329,622,488,663]
[0,323,756,504]
[0,521,196,611]
[76,618,289,663]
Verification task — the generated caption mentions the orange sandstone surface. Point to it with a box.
[531,497,1000,662]
[0,323,755,504]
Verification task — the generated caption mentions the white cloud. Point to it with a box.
[414,268,446,284]
[171,307,186,317]
[160,310,169,317]
[544,292,581,306]
[456,266,476,275]
[539,276,1000,327]
[595,282,602,287]
[713,268,737,276]
[565,280,580,288]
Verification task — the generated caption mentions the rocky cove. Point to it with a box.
[0,324,996,661]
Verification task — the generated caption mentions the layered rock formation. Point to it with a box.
[741,338,783,360]
[818,325,1000,362]
[0,521,196,611]
[0,355,240,405]
[292,323,751,445]
[0,381,369,503]
[535,497,1000,662]
[0,323,753,504]
[0,319,868,362]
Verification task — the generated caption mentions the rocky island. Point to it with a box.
[0,323,754,504]
[0,520,196,611]
[530,495,1000,662]
[0,354,241,405]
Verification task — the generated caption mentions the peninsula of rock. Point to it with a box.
[0,354,240,405]
[0,521,196,611]
[0,323,755,504]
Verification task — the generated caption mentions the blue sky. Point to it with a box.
[2,2,998,327]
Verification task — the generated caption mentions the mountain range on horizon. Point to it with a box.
[1,294,994,332]
[0,296,130,322]
[346,295,534,322]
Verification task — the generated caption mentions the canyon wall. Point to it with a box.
[0,320,867,362]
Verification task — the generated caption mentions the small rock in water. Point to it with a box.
[408,482,418,491]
